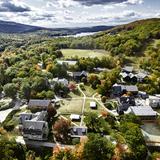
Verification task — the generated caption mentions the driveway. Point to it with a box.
[77,84,86,126]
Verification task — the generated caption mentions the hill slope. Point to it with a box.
[0,20,44,33]
[0,20,113,34]
[92,18,160,56]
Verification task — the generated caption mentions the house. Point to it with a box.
[138,91,149,99]
[120,72,137,83]
[19,111,49,141]
[146,96,160,108]
[70,114,81,121]
[120,72,130,82]
[136,72,148,82]
[129,106,157,120]
[123,85,138,94]
[52,78,69,86]
[90,101,97,109]
[70,126,87,138]
[57,60,77,66]
[122,66,133,73]
[112,84,138,96]
[117,96,135,114]
[69,71,88,81]
[28,99,53,111]
[93,67,107,72]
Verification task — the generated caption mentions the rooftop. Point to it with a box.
[28,99,51,107]
[130,106,157,117]
[70,126,87,137]
[122,66,133,73]
[57,60,77,65]
[70,114,81,120]
[90,101,96,108]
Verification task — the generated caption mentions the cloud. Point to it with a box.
[125,0,143,5]
[87,10,140,24]
[72,0,143,6]
[0,0,31,12]
[73,0,126,6]
[18,11,56,22]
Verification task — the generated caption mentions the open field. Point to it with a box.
[58,99,83,114]
[61,49,108,58]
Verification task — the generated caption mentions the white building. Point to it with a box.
[70,114,81,121]
[90,101,97,109]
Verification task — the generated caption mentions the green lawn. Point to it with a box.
[58,99,83,114]
[82,84,97,97]
[61,49,108,58]
[67,89,83,98]
[84,99,104,115]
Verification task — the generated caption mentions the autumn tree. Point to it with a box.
[52,146,76,160]
[53,118,71,143]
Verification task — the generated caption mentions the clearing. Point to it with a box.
[61,49,108,58]
[58,99,83,114]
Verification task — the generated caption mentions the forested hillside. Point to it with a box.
[56,18,160,55]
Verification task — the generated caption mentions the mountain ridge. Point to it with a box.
[0,20,113,34]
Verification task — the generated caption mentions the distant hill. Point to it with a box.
[0,20,44,33]
[0,20,113,35]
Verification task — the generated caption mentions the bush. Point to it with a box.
[105,102,113,110]
[2,109,20,131]
[101,96,107,103]
[72,138,80,145]
[79,84,85,91]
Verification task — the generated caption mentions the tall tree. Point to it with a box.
[3,83,17,99]
[53,118,71,143]
[82,134,114,160]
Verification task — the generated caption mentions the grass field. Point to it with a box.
[84,99,104,115]
[58,99,83,114]
[61,49,108,58]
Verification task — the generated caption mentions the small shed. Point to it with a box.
[70,114,81,121]
[90,101,97,109]
[70,126,87,138]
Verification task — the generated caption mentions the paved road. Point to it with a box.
[16,136,74,148]
[77,84,86,126]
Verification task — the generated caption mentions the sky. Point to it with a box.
[0,0,159,28]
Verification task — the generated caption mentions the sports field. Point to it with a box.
[61,49,108,58]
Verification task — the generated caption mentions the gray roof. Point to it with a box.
[70,126,87,137]
[31,111,48,121]
[20,113,33,124]
[28,99,51,108]
[72,71,88,77]
[136,72,148,79]
[130,106,157,116]
[122,66,133,73]
[23,120,46,130]
[122,85,138,92]
[20,111,47,124]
